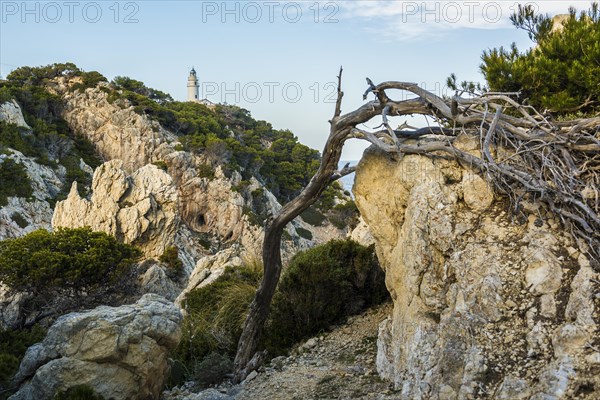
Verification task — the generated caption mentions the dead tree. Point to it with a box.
[233,68,600,381]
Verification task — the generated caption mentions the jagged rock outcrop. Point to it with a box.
[58,84,174,172]
[56,86,271,247]
[52,159,184,262]
[0,100,30,129]
[354,142,599,399]
[9,294,182,400]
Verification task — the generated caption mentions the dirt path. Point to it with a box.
[163,302,398,400]
[238,302,396,400]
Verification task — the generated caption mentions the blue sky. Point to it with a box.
[0,1,590,159]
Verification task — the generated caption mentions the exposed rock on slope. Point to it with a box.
[58,83,174,172]
[0,150,63,240]
[0,100,31,129]
[52,84,335,290]
[52,159,184,263]
[0,100,66,240]
[9,294,182,400]
[354,142,599,399]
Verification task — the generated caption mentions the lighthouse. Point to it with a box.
[187,67,199,101]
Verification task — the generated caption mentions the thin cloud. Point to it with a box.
[340,1,593,41]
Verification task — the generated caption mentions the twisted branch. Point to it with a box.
[234,73,600,380]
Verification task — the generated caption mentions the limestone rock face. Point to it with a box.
[0,100,31,129]
[52,160,181,261]
[60,86,174,172]
[354,144,599,399]
[0,150,64,240]
[9,294,182,400]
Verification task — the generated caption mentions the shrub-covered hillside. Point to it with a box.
[1,63,357,239]
[0,63,102,200]
[107,75,324,203]
[1,63,335,205]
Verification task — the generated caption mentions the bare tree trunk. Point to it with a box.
[233,69,351,381]
[233,69,600,381]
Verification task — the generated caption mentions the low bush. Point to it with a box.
[53,385,105,400]
[196,163,215,180]
[0,158,33,207]
[0,228,141,329]
[10,212,29,229]
[327,200,360,230]
[0,228,141,296]
[152,160,168,171]
[295,227,313,240]
[70,71,107,93]
[300,206,326,226]
[191,352,233,388]
[265,239,389,354]
[159,246,183,278]
[175,265,261,374]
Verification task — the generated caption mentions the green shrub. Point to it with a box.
[53,385,105,400]
[316,184,341,211]
[10,212,28,229]
[191,352,233,388]
[300,206,326,226]
[159,246,183,278]
[196,163,215,180]
[59,155,93,198]
[70,71,107,93]
[0,228,141,296]
[0,158,33,206]
[295,227,313,240]
[0,325,46,394]
[328,200,360,230]
[243,206,264,227]
[265,239,389,354]
[479,3,600,115]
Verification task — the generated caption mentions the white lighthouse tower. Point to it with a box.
[187,67,199,101]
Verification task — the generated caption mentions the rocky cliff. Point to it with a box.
[354,140,599,399]
[49,82,342,297]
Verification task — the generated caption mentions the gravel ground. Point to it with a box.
[163,302,399,400]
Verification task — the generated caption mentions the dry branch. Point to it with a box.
[233,71,600,380]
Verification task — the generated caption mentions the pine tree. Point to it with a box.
[481,2,600,115]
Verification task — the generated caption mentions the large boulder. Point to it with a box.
[354,143,599,399]
[9,294,182,400]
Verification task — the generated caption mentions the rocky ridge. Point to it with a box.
[50,82,343,298]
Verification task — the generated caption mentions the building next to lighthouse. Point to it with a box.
[187,67,214,107]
